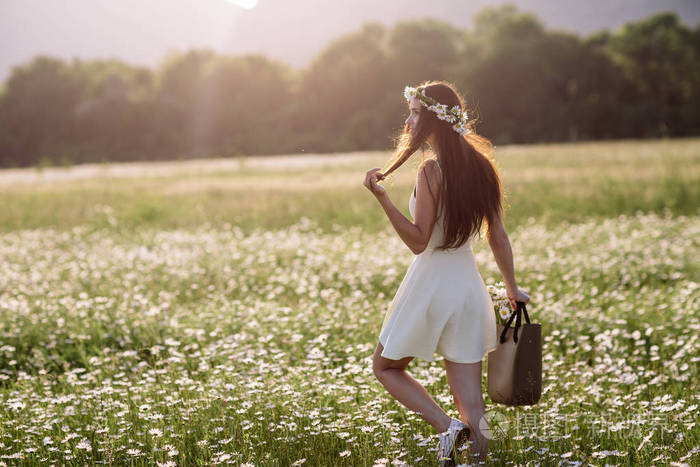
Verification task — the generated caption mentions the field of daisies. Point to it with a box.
[1,138,698,466]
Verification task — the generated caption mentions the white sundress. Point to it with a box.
[378,162,498,364]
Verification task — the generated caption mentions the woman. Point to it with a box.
[362,80,530,465]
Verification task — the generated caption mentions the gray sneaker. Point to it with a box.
[436,418,470,466]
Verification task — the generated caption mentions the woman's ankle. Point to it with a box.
[435,414,454,433]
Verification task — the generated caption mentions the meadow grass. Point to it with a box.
[0,138,699,466]
[0,138,698,233]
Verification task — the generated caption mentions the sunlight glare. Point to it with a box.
[224,0,259,9]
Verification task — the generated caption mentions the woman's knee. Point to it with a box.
[372,343,411,379]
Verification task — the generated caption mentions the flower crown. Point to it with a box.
[404,86,471,136]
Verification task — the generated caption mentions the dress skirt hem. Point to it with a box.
[379,336,498,364]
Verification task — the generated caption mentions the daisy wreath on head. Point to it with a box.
[404,86,471,135]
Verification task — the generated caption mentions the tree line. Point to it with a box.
[1,4,698,167]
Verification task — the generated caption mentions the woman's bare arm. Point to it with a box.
[372,161,440,255]
[487,208,518,293]
[375,195,424,254]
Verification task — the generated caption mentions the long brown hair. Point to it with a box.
[378,80,505,250]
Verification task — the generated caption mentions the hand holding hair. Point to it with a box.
[363,167,387,197]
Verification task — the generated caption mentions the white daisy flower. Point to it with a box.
[499,306,511,320]
[75,440,91,451]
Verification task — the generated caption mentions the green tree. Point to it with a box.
[295,22,394,151]
[154,49,219,157]
[456,6,556,142]
[71,60,157,162]
[0,56,85,166]
[194,54,296,156]
[387,19,465,86]
[606,12,700,137]
[455,4,628,143]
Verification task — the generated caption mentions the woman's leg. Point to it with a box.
[444,358,489,462]
[372,342,452,433]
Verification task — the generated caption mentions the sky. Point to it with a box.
[2,0,699,82]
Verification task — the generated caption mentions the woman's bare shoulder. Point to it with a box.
[420,156,440,166]
[419,158,442,181]
[417,158,442,198]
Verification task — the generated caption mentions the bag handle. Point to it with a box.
[499,301,530,344]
